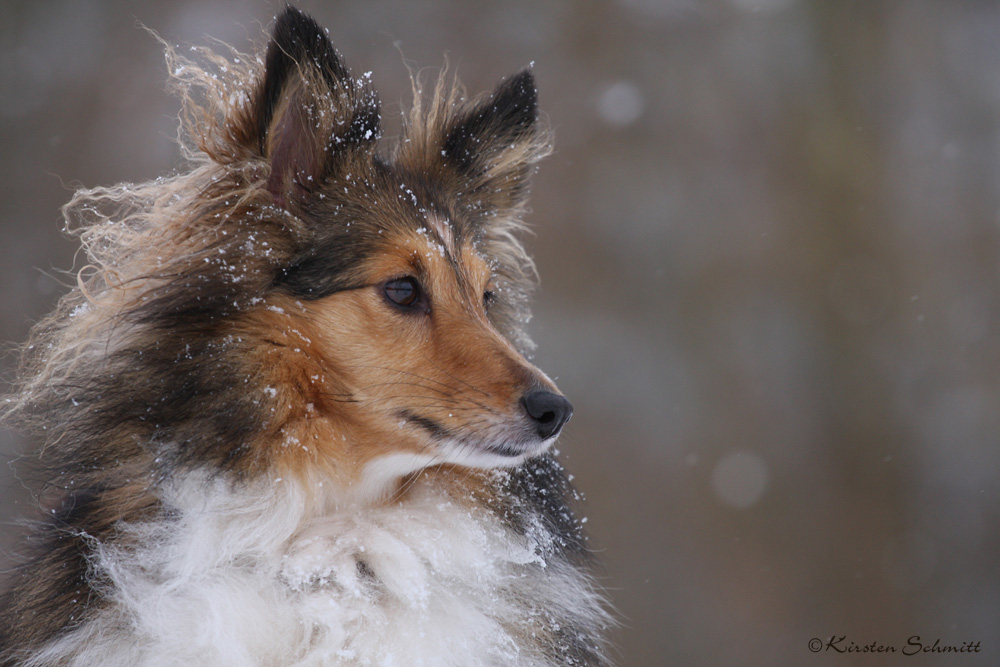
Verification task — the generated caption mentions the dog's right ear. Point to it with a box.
[244,7,381,209]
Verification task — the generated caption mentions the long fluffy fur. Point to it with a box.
[0,7,611,666]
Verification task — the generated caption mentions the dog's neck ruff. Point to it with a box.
[26,466,603,667]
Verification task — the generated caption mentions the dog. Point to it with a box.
[0,6,611,666]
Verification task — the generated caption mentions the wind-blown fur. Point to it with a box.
[0,7,611,666]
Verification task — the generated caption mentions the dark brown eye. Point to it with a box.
[483,289,496,309]
[384,277,421,308]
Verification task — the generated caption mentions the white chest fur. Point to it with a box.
[32,473,602,666]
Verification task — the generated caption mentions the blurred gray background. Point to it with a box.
[3,1,999,664]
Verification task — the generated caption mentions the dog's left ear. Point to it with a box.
[439,70,549,216]
[246,7,380,208]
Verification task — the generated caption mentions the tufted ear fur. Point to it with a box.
[250,7,380,208]
[437,69,550,218]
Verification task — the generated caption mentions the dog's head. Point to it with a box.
[30,7,569,500]
[209,7,572,490]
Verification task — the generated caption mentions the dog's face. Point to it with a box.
[263,219,568,480]
[211,8,571,490]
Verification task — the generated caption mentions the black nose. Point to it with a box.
[520,389,573,440]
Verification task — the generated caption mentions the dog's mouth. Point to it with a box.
[483,441,539,458]
[395,408,564,466]
[397,411,451,440]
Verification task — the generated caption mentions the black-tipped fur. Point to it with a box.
[443,69,538,174]
[257,7,381,205]
[254,7,355,150]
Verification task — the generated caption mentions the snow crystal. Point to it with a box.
[400,184,418,206]
[289,328,311,344]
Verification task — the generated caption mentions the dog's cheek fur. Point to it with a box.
[234,298,432,487]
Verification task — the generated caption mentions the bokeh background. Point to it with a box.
[3,1,999,664]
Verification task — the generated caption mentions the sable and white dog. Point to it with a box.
[0,7,611,667]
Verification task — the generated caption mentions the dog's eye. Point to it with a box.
[483,289,496,309]
[384,277,421,308]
